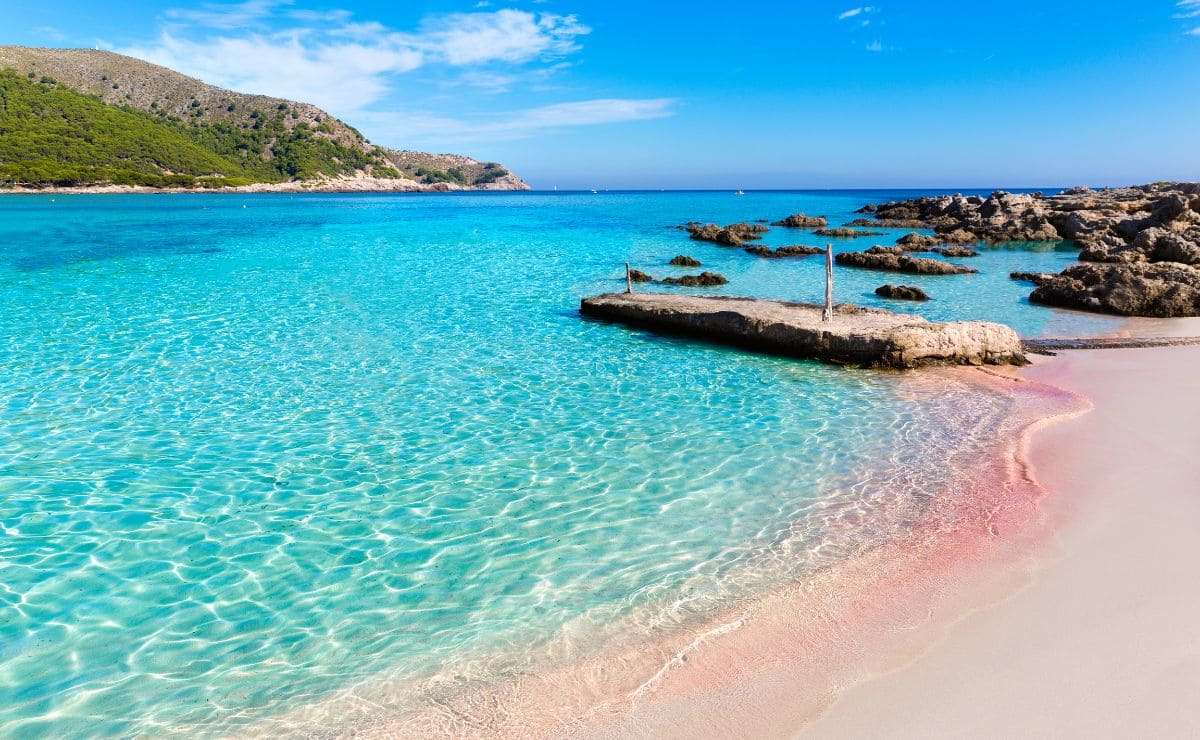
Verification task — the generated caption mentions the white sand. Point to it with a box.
[801,345,1200,739]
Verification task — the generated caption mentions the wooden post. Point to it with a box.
[626,262,633,294]
[822,243,833,322]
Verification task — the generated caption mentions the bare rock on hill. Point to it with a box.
[836,250,978,275]
[773,213,828,228]
[1029,262,1200,317]
[662,271,729,287]
[670,255,702,267]
[875,284,930,301]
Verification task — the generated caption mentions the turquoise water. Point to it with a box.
[0,191,1115,735]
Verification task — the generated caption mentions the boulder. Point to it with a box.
[875,284,930,301]
[629,269,654,283]
[1010,271,1055,285]
[670,255,702,267]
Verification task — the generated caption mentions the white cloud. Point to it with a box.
[866,41,883,52]
[416,10,588,65]
[119,7,591,114]
[1176,0,1200,17]
[122,31,422,112]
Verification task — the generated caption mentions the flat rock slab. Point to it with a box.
[581,292,1027,369]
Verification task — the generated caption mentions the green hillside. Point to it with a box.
[0,69,388,187]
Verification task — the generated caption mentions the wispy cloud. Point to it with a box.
[837,6,877,21]
[357,98,677,146]
[1175,0,1200,18]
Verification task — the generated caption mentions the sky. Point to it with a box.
[5,0,1200,189]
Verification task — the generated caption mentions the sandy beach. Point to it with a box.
[803,342,1200,738]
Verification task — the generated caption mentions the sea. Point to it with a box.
[0,190,1119,735]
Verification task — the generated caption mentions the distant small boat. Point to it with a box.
[735,190,745,195]
[591,189,598,194]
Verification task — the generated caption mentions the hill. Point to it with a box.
[0,46,528,191]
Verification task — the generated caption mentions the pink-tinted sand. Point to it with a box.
[802,343,1200,738]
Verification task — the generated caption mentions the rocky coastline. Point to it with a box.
[856,183,1200,316]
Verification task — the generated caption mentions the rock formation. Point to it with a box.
[670,255,702,267]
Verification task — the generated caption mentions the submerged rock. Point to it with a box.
[930,246,980,257]
[836,250,978,275]
[1010,271,1055,285]
[815,227,887,238]
[1029,262,1200,317]
[875,284,930,301]
[773,213,828,228]
[662,271,729,287]
[669,255,702,267]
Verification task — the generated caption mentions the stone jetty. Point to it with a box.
[580,292,1026,369]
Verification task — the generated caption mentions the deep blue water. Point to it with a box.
[0,190,1117,735]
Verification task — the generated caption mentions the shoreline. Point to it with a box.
[0,178,530,196]
[239,364,1090,737]
[801,341,1200,737]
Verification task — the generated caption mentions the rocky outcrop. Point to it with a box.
[744,245,823,258]
[875,284,930,301]
[815,227,887,238]
[773,213,828,228]
[1028,262,1200,317]
[670,255,702,267]
[686,222,768,247]
[836,250,978,275]
[662,271,729,287]
[629,269,654,283]
[579,292,1027,369]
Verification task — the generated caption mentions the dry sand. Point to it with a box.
[801,344,1200,739]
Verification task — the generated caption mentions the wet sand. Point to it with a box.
[802,344,1200,738]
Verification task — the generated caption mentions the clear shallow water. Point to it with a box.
[0,191,1115,735]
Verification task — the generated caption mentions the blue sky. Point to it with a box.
[6,1,1200,188]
